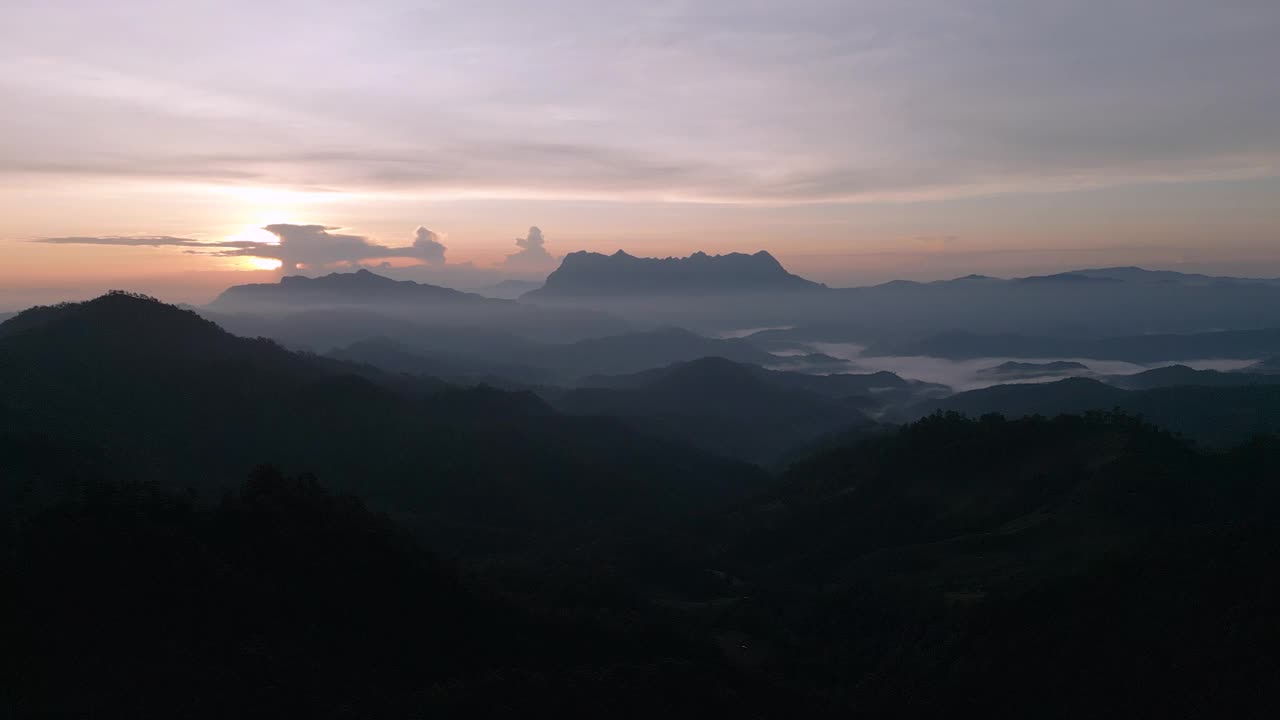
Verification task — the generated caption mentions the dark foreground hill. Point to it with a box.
[0,293,763,554]
[6,411,1279,718]
[1,468,812,719]
[711,412,1280,717]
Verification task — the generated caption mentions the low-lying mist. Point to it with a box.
[808,342,1259,391]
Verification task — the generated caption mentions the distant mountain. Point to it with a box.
[526,250,826,298]
[212,268,497,310]
[1244,357,1280,374]
[1060,266,1280,286]
[467,279,543,299]
[862,327,1280,362]
[199,271,629,345]
[545,264,1280,339]
[1105,364,1280,390]
[978,360,1089,379]
[912,376,1280,444]
[0,293,763,553]
[547,356,875,466]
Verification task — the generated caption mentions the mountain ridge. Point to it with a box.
[526,249,826,298]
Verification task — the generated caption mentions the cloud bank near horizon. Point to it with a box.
[33,223,558,274]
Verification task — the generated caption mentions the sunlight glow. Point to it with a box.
[240,256,283,271]
[225,224,283,246]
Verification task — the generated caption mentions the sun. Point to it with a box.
[242,257,284,271]
[219,221,286,272]
[226,223,284,246]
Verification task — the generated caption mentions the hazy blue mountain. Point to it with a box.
[541,262,1280,339]
[1060,266,1280,286]
[526,249,826,298]
[312,325,803,385]
[467,279,544,299]
[204,307,544,355]
[547,356,874,466]
[212,268,497,309]
[1245,357,1280,374]
[207,270,629,343]
[1105,364,1280,390]
[978,360,1090,379]
[862,327,1280,362]
[523,327,784,378]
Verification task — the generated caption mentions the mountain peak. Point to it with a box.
[527,250,825,298]
[0,291,222,341]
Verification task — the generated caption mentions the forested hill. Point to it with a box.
[0,292,765,553]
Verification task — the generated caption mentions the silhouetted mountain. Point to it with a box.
[546,357,876,466]
[0,293,763,554]
[914,376,1280,444]
[978,360,1089,379]
[526,250,826,298]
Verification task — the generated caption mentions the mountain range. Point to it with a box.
[0,293,762,554]
[7,281,1280,717]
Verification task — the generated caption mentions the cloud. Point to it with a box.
[33,225,450,272]
[412,226,446,265]
[34,235,256,249]
[503,226,558,269]
[4,2,1277,204]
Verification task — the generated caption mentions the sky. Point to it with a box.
[2,0,1279,307]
